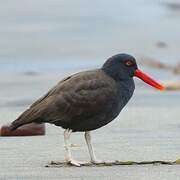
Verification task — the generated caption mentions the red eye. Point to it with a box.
[125,60,134,66]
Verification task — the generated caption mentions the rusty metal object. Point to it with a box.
[0,123,45,136]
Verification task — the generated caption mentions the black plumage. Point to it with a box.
[10,53,164,166]
[10,54,137,132]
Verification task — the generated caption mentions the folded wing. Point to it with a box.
[10,70,117,130]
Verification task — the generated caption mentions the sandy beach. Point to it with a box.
[1,70,180,179]
[0,0,180,179]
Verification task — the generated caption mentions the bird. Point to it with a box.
[10,53,164,166]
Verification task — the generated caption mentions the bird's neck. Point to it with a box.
[116,79,135,108]
[102,67,132,81]
[118,79,135,95]
[101,67,135,97]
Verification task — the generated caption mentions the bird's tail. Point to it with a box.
[9,108,38,131]
[9,120,23,131]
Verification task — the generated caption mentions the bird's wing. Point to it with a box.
[35,70,117,121]
[30,75,73,108]
[11,70,117,129]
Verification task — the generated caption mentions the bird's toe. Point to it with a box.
[67,159,87,167]
[91,159,105,164]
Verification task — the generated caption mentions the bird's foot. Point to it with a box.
[70,143,81,148]
[91,159,105,164]
[66,159,87,167]
[64,144,81,148]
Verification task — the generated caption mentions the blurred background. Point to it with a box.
[0,0,180,121]
[1,0,180,120]
[1,1,180,178]
[1,0,180,71]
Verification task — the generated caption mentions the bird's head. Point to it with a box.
[102,53,165,91]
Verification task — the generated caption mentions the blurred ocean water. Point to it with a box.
[0,0,180,70]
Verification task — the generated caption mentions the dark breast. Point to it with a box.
[48,71,135,132]
[13,69,135,132]
[67,78,135,132]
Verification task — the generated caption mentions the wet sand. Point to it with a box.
[1,70,180,179]
[1,0,180,179]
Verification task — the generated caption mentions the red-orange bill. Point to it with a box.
[134,69,165,91]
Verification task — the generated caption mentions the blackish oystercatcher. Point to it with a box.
[10,54,164,166]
